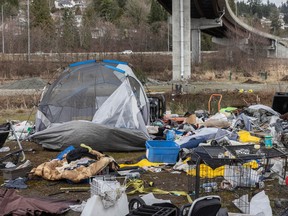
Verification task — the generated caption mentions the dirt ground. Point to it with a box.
[1,139,288,216]
[0,78,288,215]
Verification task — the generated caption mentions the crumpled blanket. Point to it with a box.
[31,150,118,183]
[3,177,28,189]
[0,188,78,215]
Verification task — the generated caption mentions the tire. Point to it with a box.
[128,197,146,212]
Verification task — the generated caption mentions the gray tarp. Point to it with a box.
[30,120,148,152]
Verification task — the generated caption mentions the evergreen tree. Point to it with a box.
[80,10,92,50]
[247,0,263,18]
[201,33,214,51]
[116,0,127,9]
[262,3,270,18]
[61,9,80,51]
[30,0,54,32]
[125,0,149,26]
[237,1,250,16]
[92,0,121,22]
[280,1,288,23]
[147,0,167,24]
[75,6,82,16]
[270,7,282,35]
[0,0,19,18]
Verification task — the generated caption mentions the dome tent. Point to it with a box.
[31,59,150,152]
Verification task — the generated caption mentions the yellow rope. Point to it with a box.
[125,179,193,203]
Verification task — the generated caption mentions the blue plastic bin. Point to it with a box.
[145,140,180,163]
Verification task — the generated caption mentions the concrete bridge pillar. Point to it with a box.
[191,29,201,64]
[172,0,191,81]
[191,18,223,65]
[172,0,223,81]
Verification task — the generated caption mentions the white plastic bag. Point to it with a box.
[250,190,272,216]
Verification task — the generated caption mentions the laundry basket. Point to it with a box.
[90,175,125,208]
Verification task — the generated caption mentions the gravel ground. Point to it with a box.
[0,77,46,96]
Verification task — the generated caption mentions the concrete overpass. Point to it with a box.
[157,0,288,80]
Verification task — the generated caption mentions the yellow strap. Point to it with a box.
[119,159,164,168]
[80,143,93,152]
[125,179,192,203]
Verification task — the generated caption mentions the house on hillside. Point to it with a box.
[54,0,85,9]
[261,13,286,30]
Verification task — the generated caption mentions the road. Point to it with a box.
[0,80,287,96]
[146,81,288,94]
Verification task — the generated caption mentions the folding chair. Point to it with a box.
[127,195,224,216]
[208,94,222,114]
[0,121,26,167]
[180,195,222,216]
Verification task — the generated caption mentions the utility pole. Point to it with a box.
[27,0,30,62]
[167,16,170,51]
[235,0,238,17]
[1,4,4,53]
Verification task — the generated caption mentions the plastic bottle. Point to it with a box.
[166,130,175,141]
[202,182,217,188]
[264,135,273,149]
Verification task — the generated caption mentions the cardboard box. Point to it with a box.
[2,165,32,180]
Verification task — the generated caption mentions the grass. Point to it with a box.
[0,108,36,123]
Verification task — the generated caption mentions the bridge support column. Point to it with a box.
[191,29,201,64]
[172,0,191,81]
[191,18,223,64]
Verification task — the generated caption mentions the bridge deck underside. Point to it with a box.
[157,0,273,46]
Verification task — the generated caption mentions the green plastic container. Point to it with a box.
[264,135,273,149]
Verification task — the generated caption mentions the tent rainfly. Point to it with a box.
[30,59,150,152]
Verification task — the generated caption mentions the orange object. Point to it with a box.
[163,116,186,124]
[208,94,222,114]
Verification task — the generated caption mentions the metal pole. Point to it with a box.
[27,0,30,62]
[2,4,4,53]
[180,0,184,79]
[235,0,238,17]
[167,16,169,51]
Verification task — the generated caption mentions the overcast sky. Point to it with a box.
[242,0,286,6]
[268,0,285,6]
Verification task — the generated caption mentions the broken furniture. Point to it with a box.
[208,94,222,114]
[272,92,288,115]
[127,195,223,216]
[0,122,26,167]
[147,93,166,122]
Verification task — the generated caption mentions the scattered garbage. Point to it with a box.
[90,175,125,208]
[3,76,288,216]
[7,121,33,141]
[250,191,272,216]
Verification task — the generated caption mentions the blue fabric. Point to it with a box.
[166,130,175,141]
[56,145,75,160]
[237,113,252,131]
[180,137,206,149]
[4,177,27,189]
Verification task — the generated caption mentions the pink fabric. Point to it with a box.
[0,189,79,215]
